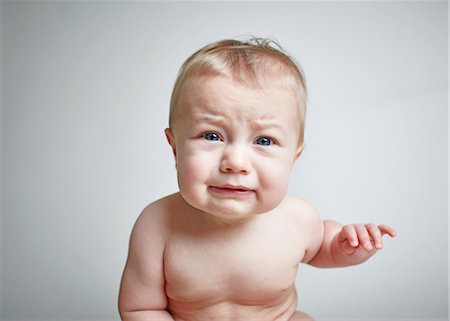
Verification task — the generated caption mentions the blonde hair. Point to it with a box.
[169,37,308,145]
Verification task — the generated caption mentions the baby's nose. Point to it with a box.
[219,145,251,174]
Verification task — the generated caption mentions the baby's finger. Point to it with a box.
[356,224,373,251]
[379,224,397,238]
[339,225,359,247]
[366,223,383,249]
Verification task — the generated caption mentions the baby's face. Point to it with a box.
[166,75,303,223]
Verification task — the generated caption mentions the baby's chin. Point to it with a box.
[180,191,282,224]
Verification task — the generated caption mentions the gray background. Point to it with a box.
[1,1,448,320]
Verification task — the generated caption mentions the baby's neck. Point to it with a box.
[182,203,263,232]
[198,211,260,230]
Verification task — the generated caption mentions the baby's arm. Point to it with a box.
[306,220,396,268]
[118,207,174,320]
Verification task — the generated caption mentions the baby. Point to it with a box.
[118,38,396,321]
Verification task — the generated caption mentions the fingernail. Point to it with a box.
[351,240,358,246]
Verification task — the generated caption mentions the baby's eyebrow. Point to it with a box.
[194,113,226,125]
[193,113,286,134]
[251,118,285,132]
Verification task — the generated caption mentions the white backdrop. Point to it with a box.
[1,1,448,320]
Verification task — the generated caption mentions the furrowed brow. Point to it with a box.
[251,118,285,133]
[194,113,226,125]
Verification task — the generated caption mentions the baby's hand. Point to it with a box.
[336,224,396,259]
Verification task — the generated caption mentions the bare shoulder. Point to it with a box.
[134,193,177,230]
[280,195,324,262]
[281,194,321,223]
[134,192,189,233]
[124,193,182,270]
[119,193,181,314]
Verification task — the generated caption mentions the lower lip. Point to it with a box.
[208,186,254,197]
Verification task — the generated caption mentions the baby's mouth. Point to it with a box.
[208,185,254,196]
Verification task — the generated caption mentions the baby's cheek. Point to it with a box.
[177,155,211,192]
[177,166,203,210]
[258,165,290,202]
[261,161,290,185]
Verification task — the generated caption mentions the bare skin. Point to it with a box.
[118,75,396,320]
[118,193,395,321]
[119,193,320,321]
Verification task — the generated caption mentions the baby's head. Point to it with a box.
[166,38,308,222]
[169,38,307,146]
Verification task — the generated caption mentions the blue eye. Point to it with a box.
[255,137,273,146]
[203,132,222,141]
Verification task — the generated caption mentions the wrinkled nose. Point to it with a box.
[219,144,251,174]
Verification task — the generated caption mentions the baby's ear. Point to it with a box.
[165,128,177,157]
[295,143,304,161]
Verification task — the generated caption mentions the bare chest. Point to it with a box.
[163,225,305,305]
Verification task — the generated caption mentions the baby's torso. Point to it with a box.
[163,197,309,321]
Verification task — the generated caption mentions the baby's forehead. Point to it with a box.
[177,75,301,127]
[183,74,300,101]
[183,76,296,110]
